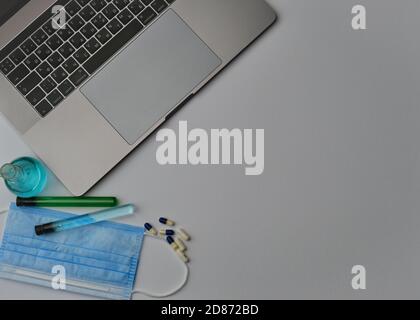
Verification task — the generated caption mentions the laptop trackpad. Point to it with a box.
[81,10,221,145]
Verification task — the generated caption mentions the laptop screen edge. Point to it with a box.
[0,0,31,28]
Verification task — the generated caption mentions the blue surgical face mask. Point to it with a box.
[0,203,145,300]
[0,204,190,299]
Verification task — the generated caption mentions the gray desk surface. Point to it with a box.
[1,0,420,299]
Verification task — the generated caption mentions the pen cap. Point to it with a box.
[16,197,37,206]
[35,223,55,236]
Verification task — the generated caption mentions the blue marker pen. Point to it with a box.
[35,204,135,236]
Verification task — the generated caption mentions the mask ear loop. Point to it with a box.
[131,234,190,299]
[0,208,8,215]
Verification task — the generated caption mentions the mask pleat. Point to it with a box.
[4,234,132,270]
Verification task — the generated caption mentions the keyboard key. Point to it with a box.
[32,29,48,45]
[79,5,96,21]
[47,52,64,68]
[46,89,64,106]
[51,11,70,31]
[23,54,41,70]
[141,0,153,5]
[103,3,118,19]
[128,0,145,15]
[81,23,97,39]
[106,18,123,34]
[90,0,107,12]
[40,76,57,93]
[70,32,87,48]
[57,27,75,41]
[35,44,52,60]
[20,39,37,55]
[84,19,143,74]
[69,67,88,86]
[151,0,167,13]
[58,79,75,96]
[68,15,85,31]
[46,34,63,51]
[10,48,26,65]
[8,64,30,85]
[85,38,101,54]
[117,9,134,25]
[51,67,68,84]
[74,47,90,63]
[58,43,75,58]
[62,57,79,74]
[26,87,46,106]
[42,21,56,36]
[35,100,53,117]
[0,58,15,75]
[138,7,157,25]
[36,62,53,78]
[113,0,130,10]
[17,71,41,95]
[65,1,82,16]
[95,28,112,44]
[92,13,108,29]
[76,0,90,6]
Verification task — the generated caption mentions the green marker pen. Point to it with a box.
[16,196,119,208]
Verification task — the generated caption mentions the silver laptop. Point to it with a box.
[0,0,276,195]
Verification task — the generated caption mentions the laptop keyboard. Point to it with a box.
[0,0,176,117]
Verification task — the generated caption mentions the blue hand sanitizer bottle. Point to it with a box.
[0,157,47,198]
